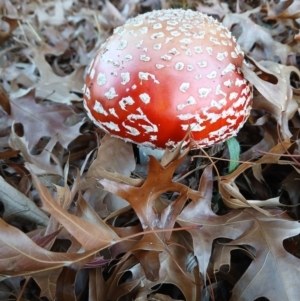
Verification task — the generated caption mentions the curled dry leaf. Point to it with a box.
[31,269,62,300]
[94,236,201,301]
[0,85,11,115]
[228,209,300,301]
[84,134,136,212]
[0,217,96,277]
[267,0,300,18]
[178,166,300,300]
[86,134,135,183]
[97,146,202,299]
[0,0,18,18]
[32,0,67,26]
[133,239,202,301]
[27,48,85,104]
[101,0,126,27]
[266,0,294,17]
[7,90,84,150]
[0,16,18,44]
[222,8,292,63]
[243,58,299,138]
[281,170,300,219]
[76,195,120,241]
[196,0,230,19]
[219,139,292,210]
[29,167,116,251]
[177,165,248,278]
[239,130,278,162]
[0,176,48,226]
[99,148,200,231]
[9,126,63,175]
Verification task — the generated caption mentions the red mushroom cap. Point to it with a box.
[83,9,252,149]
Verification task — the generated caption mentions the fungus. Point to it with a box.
[83,9,252,149]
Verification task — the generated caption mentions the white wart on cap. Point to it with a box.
[83,9,252,149]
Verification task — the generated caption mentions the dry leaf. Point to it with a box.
[229,210,300,301]
[0,218,96,277]
[29,168,115,251]
[85,134,136,212]
[243,58,299,138]
[9,126,63,175]
[0,176,49,226]
[8,90,84,150]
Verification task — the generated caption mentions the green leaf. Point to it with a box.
[226,137,240,173]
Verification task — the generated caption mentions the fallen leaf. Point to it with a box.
[0,176,49,226]
[243,58,299,138]
[223,9,292,63]
[0,218,96,277]
[29,168,116,251]
[85,134,136,211]
[219,139,293,209]
[28,48,85,104]
[228,210,300,301]
[178,165,256,278]
[9,125,63,175]
[8,90,84,150]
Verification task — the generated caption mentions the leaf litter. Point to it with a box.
[1,0,300,300]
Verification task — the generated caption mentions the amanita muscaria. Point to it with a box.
[83,9,252,149]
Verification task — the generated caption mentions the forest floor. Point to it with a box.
[1,0,300,300]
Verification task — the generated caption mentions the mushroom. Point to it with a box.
[83,9,252,149]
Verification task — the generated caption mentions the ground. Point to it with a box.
[1,0,300,300]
